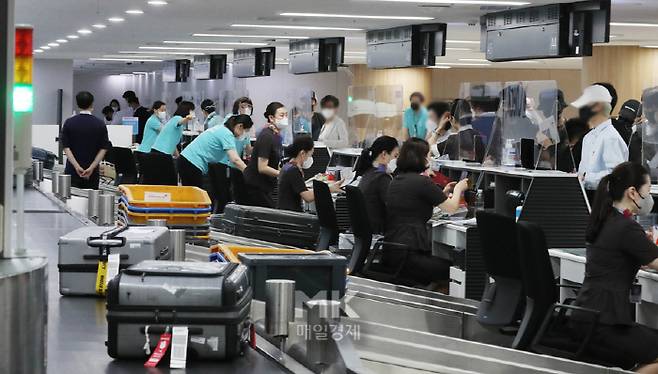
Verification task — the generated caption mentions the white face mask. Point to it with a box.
[303,156,314,169]
[240,107,253,116]
[321,108,335,120]
[276,117,289,129]
[157,111,167,121]
[387,158,397,174]
[634,192,655,216]
[111,105,119,111]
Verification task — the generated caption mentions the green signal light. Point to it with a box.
[348,96,353,102]
[13,84,34,113]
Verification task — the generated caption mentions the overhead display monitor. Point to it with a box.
[480,0,610,62]
[289,37,345,75]
[366,23,447,69]
[233,47,276,78]
[162,59,191,82]
[194,55,227,80]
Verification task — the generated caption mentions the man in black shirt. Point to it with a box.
[127,96,151,144]
[60,91,112,189]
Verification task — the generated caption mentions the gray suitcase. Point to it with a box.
[106,261,252,360]
[58,226,170,296]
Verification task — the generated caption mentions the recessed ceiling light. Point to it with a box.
[34,49,44,53]
[48,42,60,47]
[435,62,491,66]
[67,35,79,39]
[279,12,434,20]
[147,0,168,5]
[125,9,144,15]
[611,22,658,28]
[366,0,529,5]
[40,46,50,50]
[139,46,232,51]
[90,58,163,62]
[192,33,310,39]
[162,40,267,46]
[118,51,206,55]
[108,17,125,22]
[56,39,68,43]
[446,40,480,44]
[92,24,107,29]
[78,29,92,35]
[231,24,363,31]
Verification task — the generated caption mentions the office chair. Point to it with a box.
[313,180,339,251]
[140,152,177,186]
[105,147,138,185]
[475,211,525,327]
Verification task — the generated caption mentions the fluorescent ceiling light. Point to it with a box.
[90,58,163,62]
[642,45,658,48]
[34,49,44,53]
[231,24,363,31]
[163,40,267,46]
[147,0,168,5]
[92,24,106,29]
[435,62,491,66]
[126,9,144,14]
[193,33,309,39]
[105,54,161,58]
[275,62,289,65]
[446,40,480,44]
[78,29,92,35]
[446,47,471,51]
[459,58,488,62]
[502,60,539,64]
[611,22,658,28]
[67,35,79,39]
[139,46,232,51]
[279,12,433,20]
[132,71,149,74]
[108,17,125,22]
[56,39,68,43]
[428,66,451,69]
[40,46,50,50]
[48,42,60,47]
[366,0,529,5]
[119,50,205,55]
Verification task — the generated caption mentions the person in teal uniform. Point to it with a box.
[178,114,254,189]
[151,101,195,156]
[200,99,221,130]
[137,101,167,154]
[223,97,254,204]
[403,92,429,140]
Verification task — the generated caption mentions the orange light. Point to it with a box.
[15,56,32,84]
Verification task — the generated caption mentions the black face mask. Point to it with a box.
[411,103,420,111]
[579,105,596,123]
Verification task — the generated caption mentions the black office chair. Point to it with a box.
[105,147,138,185]
[344,186,417,285]
[475,211,525,328]
[313,180,339,251]
[208,163,232,214]
[140,152,177,186]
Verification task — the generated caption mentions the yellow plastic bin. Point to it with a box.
[118,204,210,225]
[119,185,211,209]
[210,244,315,263]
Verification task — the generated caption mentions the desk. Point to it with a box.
[549,248,658,328]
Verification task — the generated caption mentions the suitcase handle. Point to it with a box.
[139,326,203,335]
[86,237,127,248]
[83,254,129,261]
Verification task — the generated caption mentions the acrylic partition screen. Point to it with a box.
[483,80,560,169]
[347,85,404,148]
[287,88,314,145]
[642,86,658,182]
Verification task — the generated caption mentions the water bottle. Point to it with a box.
[475,189,485,211]
[503,139,516,167]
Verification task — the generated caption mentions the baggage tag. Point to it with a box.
[144,327,172,368]
[95,260,108,296]
[170,326,189,369]
[105,253,121,286]
[630,280,642,304]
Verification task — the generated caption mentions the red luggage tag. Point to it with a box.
[144,328,172,368]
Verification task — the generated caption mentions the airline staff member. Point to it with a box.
[243,102,289,208]
[136,101,167,154]
[200,99,220,130]
[151,101,195,156]
[574,162,658,372]
[277,135,341,212]
[573,85,629,192]
[354,136,399,234]
[178,115,252,189]
[402,92,429,140]
[223,97,254,204]
[384,138,468,284]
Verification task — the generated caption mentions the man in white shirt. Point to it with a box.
[572,84,628,191]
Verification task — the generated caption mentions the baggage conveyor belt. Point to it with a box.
[23,188,294,374]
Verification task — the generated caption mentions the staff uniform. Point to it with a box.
[358,165,392,234]
[403,107,429,139]
[222,113,251,205]
[578,119,629,190]
[179,125,237,187]
[243,126,283,208]
[151,115,185,155]
[318,117,349,149]
[204,111,221,130]
[277,162,308,212]
[60,111,112,189]
[573,210,658,369]
[136,114,162,153]
[134,106,151,144]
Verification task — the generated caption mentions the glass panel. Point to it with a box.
[642,86,658,182]
[457,82,502,162]
[288,88,314,142]
[347,85,404,148]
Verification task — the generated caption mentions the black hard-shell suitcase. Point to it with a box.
[106,261,252,360]
[220,204,320,249]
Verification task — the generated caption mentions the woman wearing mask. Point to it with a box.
[101,106,114,126]
[277,135,342,212]
[426,101,455,158]
[223,97,254,204]
[200,99,220,130]
[178,115,253,189]
[354,136,399,234]
[137,101,167,154]
[572,162,658,372]
[109,99,121,125]
[318,95,349,149]
[151,101,195,156]
[384,138,469,284]
[243,102,288,208]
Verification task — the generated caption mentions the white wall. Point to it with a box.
[33,59,74,124]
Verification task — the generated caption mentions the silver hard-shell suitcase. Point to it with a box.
[58,226,170,296]
[106,261,252,360]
